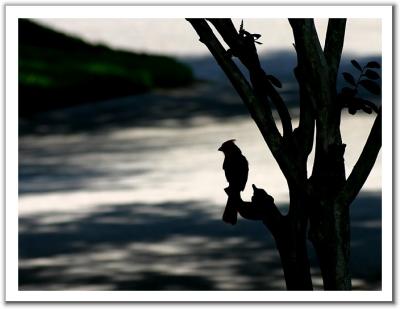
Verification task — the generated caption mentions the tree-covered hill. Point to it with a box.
[19,19,194,115]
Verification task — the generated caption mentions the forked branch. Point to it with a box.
[208,18,293,138]
[336,108,382,206]
[188,18,304,182]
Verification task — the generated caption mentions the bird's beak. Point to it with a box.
[218,146,222,151]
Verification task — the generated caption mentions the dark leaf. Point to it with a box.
[341,86,357,97]
[364,69,380,80]
[341,100,349,108]
[338,95,350,108]
[342,72,356,86]
[348,107,357,115]
[266,74,282,88]
[362,106,373,114]
[355,98,379,113]
[351,59,362,71]
[359,79,381,95]
[366,61,381,69]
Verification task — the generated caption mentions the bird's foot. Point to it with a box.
[224,187,242,201]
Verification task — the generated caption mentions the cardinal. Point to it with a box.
[218,139,249,225]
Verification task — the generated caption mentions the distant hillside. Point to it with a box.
[19,19,194,116]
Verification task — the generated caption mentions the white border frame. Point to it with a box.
[5,5,393,302]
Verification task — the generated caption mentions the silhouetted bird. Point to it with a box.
[218,139,249,225]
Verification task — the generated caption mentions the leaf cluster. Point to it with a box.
[339,60,381,115]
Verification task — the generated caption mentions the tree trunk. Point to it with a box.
[308,140,352,290]
[309,200,351,290]
[276,232,313,290]
[275,191,313,290]
[235,183,313,290]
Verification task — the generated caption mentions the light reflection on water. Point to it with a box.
[19,112,380,215]
[18,103,381,291]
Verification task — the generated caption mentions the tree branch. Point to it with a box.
[336,109,382,206]
[289,19,333,114]
[224,185,283,237]
[208,18,293,139]
[324,19,347,82]
[293,65,315,159]
[290,18,346,192]
[188,19,304,182]
[289,19,335,146]
[224,185,312,290]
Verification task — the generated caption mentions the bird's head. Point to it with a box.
[218,139,241,154]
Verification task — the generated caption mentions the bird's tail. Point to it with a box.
[222,190,240,225]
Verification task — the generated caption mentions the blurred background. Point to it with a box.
[19,18,382,290]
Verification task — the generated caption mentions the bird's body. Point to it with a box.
[222,149,248,192]
[218,140,249,225]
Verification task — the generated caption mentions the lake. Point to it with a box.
[18,83,381,290]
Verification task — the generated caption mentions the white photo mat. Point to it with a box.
[5,5,393,302]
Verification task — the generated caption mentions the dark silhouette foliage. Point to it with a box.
[340,60,381,114]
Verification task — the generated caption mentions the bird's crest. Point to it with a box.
[223,139,236,145]
[218,139,236,151]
